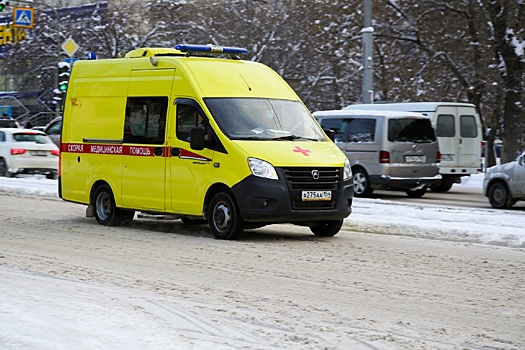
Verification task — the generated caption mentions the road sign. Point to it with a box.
[61,37,79,57]
[0,106,12,118]
[13,7,35,29]
[65,57,79,66]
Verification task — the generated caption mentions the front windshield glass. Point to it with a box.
[205,98,327,141]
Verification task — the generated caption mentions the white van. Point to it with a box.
[314,109,441,198]
[344,102,482,191]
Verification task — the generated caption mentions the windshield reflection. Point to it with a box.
[204,98,327,141]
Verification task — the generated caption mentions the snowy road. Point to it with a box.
[0,177,524,349]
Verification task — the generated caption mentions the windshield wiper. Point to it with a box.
[272,135,318,141]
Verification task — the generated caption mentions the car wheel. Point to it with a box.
[309,220,343,237]
[405,187,427,198]
[207,192,244,240]
[488,182,515,209]
[0,158,12,177]
[46,173,58,180]
[93,184,134,226]
[353,168,373,197]
[430,179,453,192]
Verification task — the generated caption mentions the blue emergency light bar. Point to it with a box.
[174,44,248,55]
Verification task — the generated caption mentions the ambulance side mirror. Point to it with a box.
[190,126,205,150]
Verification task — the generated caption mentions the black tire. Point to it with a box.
[180,216,207,225]
[488,182,515,209]
[309,220,343,237]
[92,184,135,226]
[352,168,373,197]
[0,158,12,178]
[405,187,427,198]
[207,192,244,240]
[46,173,58,180]
[431,180,453,192]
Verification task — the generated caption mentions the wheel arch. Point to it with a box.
[485,177,511,197]
[89,180,112,206]
[203,182,234,220]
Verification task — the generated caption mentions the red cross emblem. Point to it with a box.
[292,146,311,156]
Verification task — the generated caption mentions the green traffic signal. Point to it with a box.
[0,1,7,12]
[59,82,68,91]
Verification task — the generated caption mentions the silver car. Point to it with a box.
[483,151,525,209]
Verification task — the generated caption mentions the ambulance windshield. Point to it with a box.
[205,98,327,141]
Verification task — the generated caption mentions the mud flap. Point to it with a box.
[86,205,94,217]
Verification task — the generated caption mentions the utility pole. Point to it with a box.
[361,0,374,104]
[12,0,62,115]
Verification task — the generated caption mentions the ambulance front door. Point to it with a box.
[168,101,214,215]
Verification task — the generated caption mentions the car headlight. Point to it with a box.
[248,158,278,180]
[343,158,352,180]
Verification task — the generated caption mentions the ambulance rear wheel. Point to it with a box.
[93,184,134,226]
[208,192,244,240]
[309,220,343,237]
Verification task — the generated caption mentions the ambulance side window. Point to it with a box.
[124,97,167,144]
[176,104,205,142]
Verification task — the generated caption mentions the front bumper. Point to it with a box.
[231,168,354,224]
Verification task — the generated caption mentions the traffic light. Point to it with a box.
[58,61,71,92]
[0,1,8,12]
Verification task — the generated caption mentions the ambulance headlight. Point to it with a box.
[248,158,278,180]
[343,158,352,180]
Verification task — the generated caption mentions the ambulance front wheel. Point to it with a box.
[93,184,135,226]
[208,192,244,240]
[309,219,343,237]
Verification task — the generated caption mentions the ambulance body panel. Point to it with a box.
[59,46,353,239]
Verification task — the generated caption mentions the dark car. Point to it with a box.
[0,119,21,128]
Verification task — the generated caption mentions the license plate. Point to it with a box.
[301,190,331,201]
[405,155,425,163]
[30,150,48,156]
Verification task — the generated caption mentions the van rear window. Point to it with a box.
[388,118,436,143]
[460,115,478,138]
[436,114,455,137]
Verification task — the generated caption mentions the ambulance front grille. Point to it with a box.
[282,167,340,191]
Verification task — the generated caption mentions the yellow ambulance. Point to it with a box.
[59,44,354,239]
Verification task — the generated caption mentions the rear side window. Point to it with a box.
[12,132,50,144]
[347,118,376,142]
[0,131,4,142]
[124,97,167,144]
[436,114,455,137]
[460,115,478,138]
[388,118,436,143]
[319,118,376,143]
[319,118,347,142]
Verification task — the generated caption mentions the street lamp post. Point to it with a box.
[361,0,374,104]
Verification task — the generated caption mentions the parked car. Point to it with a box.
[314,109,441,198]
[44,117,62,147]
[0,128,60,179]
[0,119,21,128]
[483,150,525,209]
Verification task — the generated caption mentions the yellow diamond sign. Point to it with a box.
[61,37,79,57]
